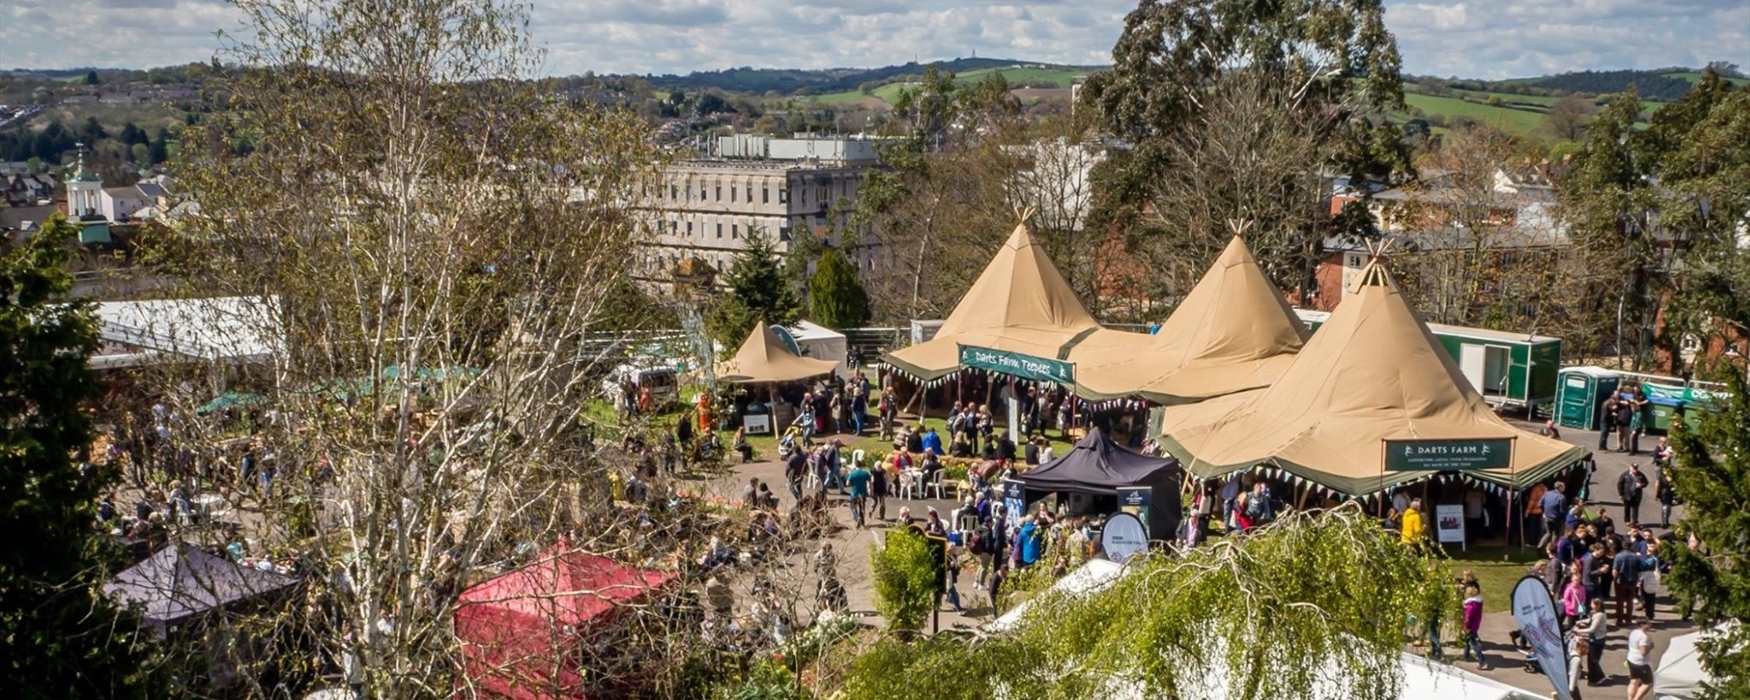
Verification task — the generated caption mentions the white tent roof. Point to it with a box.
[91,296,281,367]
[1656,623,1732,699]
[786,319,845,342]
[987,558,1124,633]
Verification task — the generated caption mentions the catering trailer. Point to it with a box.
[1294,309,1561,415]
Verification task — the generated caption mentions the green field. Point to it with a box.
[1403,92,1550,138]
[1663,71,1750,87]
[805,65,1089,108]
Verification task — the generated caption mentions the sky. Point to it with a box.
[2,0,1745,80]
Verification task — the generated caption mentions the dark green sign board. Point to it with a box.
[958,344,1075,384]
[1384,438,1514,471]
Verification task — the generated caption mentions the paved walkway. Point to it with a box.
[699,419,1702,695]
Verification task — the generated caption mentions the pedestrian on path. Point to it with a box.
[846,459,871,528]
[1618,464,1648,525]
[1460,583,1489,670]
[1625,620,1655,700]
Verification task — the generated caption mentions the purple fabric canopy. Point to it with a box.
[103,542,298,628]
[1018,427,1180,495]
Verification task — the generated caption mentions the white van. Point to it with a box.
[602,362,679,410]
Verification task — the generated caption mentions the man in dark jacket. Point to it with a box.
[1599,396,1618,451]
[1618,464,1648,525]
[1614,398,1636,454]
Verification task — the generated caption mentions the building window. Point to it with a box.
[778,188,788,203]
[715,185,722,201]
[732,224,740,239]
[731,185,738,202]
[762,186,769,204]
[686,221,694,235]
[716,223,723,239]
[670,185,678,200]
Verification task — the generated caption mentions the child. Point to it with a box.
[1461,583,1488,670]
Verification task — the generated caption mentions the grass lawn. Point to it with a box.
[1438,544,1543,613]
[1403,92,1550,139]
[804,65,1091,108]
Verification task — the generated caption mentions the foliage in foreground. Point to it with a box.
[869,527,939,633]
[843,507,1447,700]
[1666,370,1750,700]
[0,215,159,696]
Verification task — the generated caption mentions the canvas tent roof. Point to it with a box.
[1160,260,1588,495]
[1655,623,1734,699]
[1018,427,1179,495]
[455,544,677,700]
[716,320,839,384]
[882,221,1100,381]
[103,542,298,629]
[1070,236,1307,402]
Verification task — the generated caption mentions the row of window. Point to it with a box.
[666,181,786,205]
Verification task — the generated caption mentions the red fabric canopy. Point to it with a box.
[454,543,676,699]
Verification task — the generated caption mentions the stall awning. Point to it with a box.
[716,320,839,384]
[103,542,298,629]
[1161,260,1588,496]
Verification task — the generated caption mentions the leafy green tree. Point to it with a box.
[1666,370,1750,700]
[708,228,800,347]
[845,507,1448,700]
[1080,0,1408,298]
[147,130,170,165]
[1,214,158,696]
[118,123,148,147]
[869,528,938,634]
[79,116,108,144]
[808,247,870,329]
[84,69,99,85]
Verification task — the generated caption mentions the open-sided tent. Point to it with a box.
[1655,623,1734,699]
[454,544,677,699]
[1019,428,1179,496]
[716,320,839,384]
[103,542,298,633]
[1071,236,1308,403]
[1160,260,1588,495]
[882,221,1100,383]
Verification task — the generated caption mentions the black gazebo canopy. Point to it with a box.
[1018,427,1180,496]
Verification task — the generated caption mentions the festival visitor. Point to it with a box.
[1625,619,1655,700]
[1460,583,1489,670]
[1400,499,1425,545]
[1618,463,1648,525]
[846,458,871,528]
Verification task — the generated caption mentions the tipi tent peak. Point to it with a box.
[1160,255,1587,495]
[716,318,839,384]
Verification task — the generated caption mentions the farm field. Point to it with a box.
[804,65,1090,107]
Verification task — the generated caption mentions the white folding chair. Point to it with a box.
[925,470,946,499]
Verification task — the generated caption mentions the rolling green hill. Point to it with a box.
[804,64,1089,107]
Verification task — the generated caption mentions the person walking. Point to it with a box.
[1654,467,1677,529]
[1614,397,1636,454]
[1562,572,1588,630]
[1625,619,1655,700]
[1460,583,1489,670]
[846,458,871,529]
[870,458,888,521]
[1575,603,1608,686]
[1618,463,1648,525]
[784,446,806,500]
[1599,395,1618,451]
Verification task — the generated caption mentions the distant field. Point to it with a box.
[1403,92,1549,138]
[804,65,1089,108]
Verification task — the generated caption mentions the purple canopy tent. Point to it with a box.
[103,542,299,633]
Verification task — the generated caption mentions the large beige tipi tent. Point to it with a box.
[1071,236,1307,403]
[1160,260,1588,495]
[717,321,839,384]
[882,220,1100,382]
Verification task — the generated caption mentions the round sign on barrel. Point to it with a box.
[1100,512,1148,563]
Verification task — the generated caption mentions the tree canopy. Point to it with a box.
[807,247,870,329]
[708,228,801,347]
[1666,371,1750,700]
[0,215,158,696]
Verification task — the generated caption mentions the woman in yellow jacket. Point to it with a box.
[1401,498,1426,545]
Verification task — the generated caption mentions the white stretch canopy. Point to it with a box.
[987,558,1124,633]
[1656,623,1732,699]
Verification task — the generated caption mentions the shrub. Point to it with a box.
[869,528,938,633]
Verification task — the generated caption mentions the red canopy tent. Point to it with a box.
[454,542,678,699]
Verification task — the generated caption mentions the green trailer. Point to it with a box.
[1295,309,1563,415]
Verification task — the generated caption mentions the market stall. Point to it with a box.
[1017,428,1182,536]
[103,542,299,635]
[1160,259,1589,504]
[717,320,840,434]
[454,542,678,699]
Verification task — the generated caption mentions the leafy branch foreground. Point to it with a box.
[843,506,1449,700]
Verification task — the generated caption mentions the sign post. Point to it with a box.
[1000,478,1027,523]
[1511,576,1572,700]
[1434,503,1467,551]
[1383,438,1514,472]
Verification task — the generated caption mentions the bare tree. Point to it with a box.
[1545,95,1595,141]
[126,0,744,695]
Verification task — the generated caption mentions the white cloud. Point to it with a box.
[1,0,1743,80]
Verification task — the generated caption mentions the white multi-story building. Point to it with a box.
[635,134,885,286]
